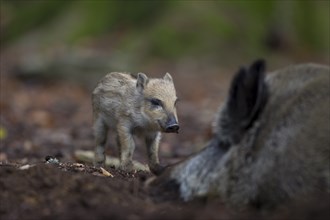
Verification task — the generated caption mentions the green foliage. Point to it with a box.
[68,1,167,42]
[1,0,329,61]
[1,0,72,44]
[294,0,330,52]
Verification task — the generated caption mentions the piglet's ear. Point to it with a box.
[163,72,173,82]
[136,73,149,92]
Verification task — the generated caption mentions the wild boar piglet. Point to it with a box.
[92,72,179,175]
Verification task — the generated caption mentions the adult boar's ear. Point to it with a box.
[219,59,268,144]
[137,73,149,92]
[163,72,173,82]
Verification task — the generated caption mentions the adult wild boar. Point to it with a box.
[152,60,330,209]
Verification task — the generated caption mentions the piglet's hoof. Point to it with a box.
[149,164,166,176]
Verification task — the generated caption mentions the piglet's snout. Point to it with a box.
[165,115,179,133]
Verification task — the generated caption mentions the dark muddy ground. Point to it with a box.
[1,61,329,220]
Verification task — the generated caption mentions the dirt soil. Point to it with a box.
[1,63,329,220]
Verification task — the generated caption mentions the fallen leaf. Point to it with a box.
[0,126,7,140]
[19,164,35,170]
[100,167,114,177]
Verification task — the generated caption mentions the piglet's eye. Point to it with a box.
[150,98,162,107]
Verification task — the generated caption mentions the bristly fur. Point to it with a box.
[153,60,330,209]
[92,72,179,175]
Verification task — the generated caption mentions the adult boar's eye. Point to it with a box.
[150,98,163,107]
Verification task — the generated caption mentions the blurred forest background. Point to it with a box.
[0,0,329,163]
[1,0,329,78]
[1,2,330,219]
[0,0,330,220]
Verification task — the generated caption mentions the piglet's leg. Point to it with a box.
[146,132,164,175]
[93,117,108,167]
[117,122,135,171]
